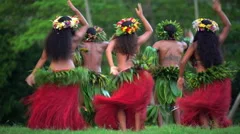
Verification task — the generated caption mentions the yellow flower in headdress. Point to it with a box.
[52,16,79,30]
[192,18,219,32]
[114,17,141,36]
[199,23,206,28]
[132,27,136,32]
[122,26,128,32]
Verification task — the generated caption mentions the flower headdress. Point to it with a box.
[114,17,140,36]
[52,16,79,30]
[83,26,107,42]
[156,20,183,41]
[192,18,219,32]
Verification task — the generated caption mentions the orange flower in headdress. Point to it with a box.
[114,17,141,36]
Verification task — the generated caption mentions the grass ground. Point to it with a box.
[1,125,240,134]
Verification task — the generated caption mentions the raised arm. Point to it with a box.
[183,29,194,49]
[25,49,48,86]
[135,3,153,46]
[106,40,118,75]
[212,0,231,45]
[68,0,88,26]
[177,43,196,90]
[68,0,89,42]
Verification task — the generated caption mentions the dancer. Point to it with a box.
[24,1,89,130]
[177,0,231,128]
[25,0,88,86]
[76,26,109,125]
[68,0,109,126]
[93,3,154,131]
[148,20,189,126]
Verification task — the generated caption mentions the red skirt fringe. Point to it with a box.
[24,84,87,130]
[93,70,154,130]
[177,78,232,127]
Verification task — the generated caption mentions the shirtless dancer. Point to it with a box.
[68,0,108,73]
[93,4,154,131]
[68,0,109,125]
[80,28,108,73]
[152,20,192,126]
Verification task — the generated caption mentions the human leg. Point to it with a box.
[135,112,141,131]
[117,109,127,131]
[199,114,209,128]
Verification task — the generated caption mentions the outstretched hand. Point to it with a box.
[212,0,222,12]
[135,3,144,17]
[185,29,193,38]
[26,73,35,87]
[110,66,119,76]
[68,0,77,11]
[177,77,184,91]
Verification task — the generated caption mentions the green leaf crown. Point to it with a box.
[156,20,183,41]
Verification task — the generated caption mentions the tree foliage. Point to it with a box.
[0,0,239,125]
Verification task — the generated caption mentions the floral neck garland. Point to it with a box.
[156,20,183,41]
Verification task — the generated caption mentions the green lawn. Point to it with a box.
[1,125,240,134]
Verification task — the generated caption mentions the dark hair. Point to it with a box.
[193,20,223,68]
[84,27,97,41]
[164,24,177,40]
[114,21,138,56]
[45,16,75,61]
[87,27,96,35]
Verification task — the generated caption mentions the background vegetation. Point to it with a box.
[0,0,239,126]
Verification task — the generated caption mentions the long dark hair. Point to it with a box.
[114,21,138,56]
[193,20,223,68]
[45,16,75,61]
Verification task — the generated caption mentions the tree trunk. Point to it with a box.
[145,0,155,44]
[228,93,240,119]
[84,0,93,26]
[194,0,199,19]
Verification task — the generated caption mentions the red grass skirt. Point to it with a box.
[24,84,87,130]
[93,70,154,130]
[177,78,232,127]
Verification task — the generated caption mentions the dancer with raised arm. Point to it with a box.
[67,0,109,126]
[24,1,89,130]
[177,0,232,128]
[93,3,154,131]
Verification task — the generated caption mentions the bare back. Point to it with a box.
[116,53,135,72]
[153,40,187,67]
[81,42,108,73]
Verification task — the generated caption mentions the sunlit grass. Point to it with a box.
[1,125,240,134]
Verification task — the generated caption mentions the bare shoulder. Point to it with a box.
[178,41,187,49]
[153,40,165,49]
[100,41,109,46]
